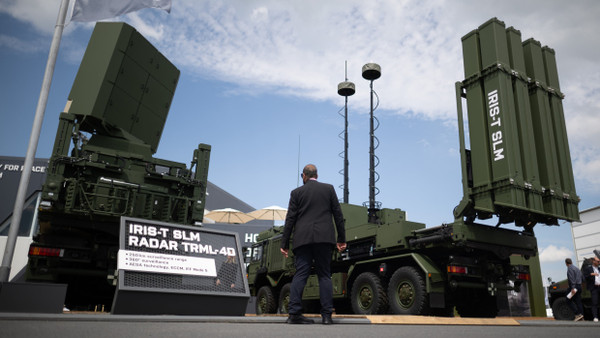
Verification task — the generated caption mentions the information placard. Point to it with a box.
[112,217,249,315]
[118,250,217,277]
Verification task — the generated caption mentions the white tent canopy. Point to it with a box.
[204,208,256,224]
[247,205,287,221]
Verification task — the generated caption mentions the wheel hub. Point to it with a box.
[397,281,414,308]
[359,286,373,309]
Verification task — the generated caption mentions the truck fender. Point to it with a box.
[266,274,279,288]
[252,268,281,290]
[409,253,444,286]
[394,253,447,309]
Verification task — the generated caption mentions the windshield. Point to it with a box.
[250,244,263,263]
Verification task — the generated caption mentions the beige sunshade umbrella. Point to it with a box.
[204,208,255,224]
[247,205,288,221]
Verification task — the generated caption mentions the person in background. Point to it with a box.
[565,258,584,321]
[582,256,600,322]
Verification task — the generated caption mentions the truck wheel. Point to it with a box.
[551,297,575,320]
[387,266,429,315]
[256,286,276,314]
[351,272,388,314]
[278,283,291,314]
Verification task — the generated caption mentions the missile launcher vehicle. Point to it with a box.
[246,18,579,317]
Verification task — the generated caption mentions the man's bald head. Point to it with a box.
[301,164,318,184]
[303,164,318,178]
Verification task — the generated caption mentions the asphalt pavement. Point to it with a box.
[1,313,599,338]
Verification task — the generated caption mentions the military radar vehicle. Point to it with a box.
[247,18,579,317]
[25,22,211,310]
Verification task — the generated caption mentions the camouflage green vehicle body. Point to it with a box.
[247,204,537,317]
[25,22,211,310]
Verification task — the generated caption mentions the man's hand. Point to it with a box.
[337,242,347,252]
[280,248,288,258]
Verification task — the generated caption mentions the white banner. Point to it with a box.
[118,249,217,277]
[71,0,172,22]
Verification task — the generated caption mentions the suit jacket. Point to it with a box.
[281,179,346,252]
[567,263,583,289]
[582,263,600,290]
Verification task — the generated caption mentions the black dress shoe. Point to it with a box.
[287,314,314,324]
[322,314,333,325]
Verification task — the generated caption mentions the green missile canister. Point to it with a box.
[456,18,579,227]
[542,47,578,220]
[505,27,544,218]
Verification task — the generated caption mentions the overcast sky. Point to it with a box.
[1,0,598,283]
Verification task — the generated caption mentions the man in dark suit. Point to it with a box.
[280,164,346,325]
[582,256,600,322]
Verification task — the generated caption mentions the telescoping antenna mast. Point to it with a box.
[362,63,381,224]
[337,61,355,203]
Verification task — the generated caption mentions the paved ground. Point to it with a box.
[1,313,599,338]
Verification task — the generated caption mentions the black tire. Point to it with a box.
[256,286,276,314]
[351,272,388,314]
[278,283,291,314]
[387,266,429,315]
[551,297,575,320]
[455,290,498,318]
